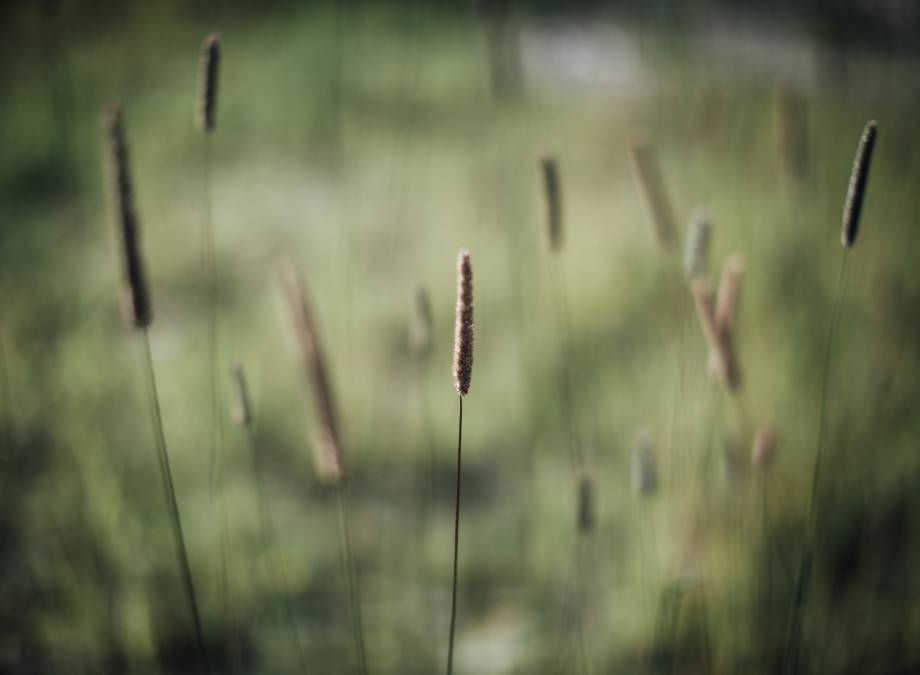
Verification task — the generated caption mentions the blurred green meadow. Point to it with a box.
[3,1,920,673]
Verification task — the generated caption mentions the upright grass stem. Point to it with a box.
[446,395,463,675]
[337,480,369,675]
[239,400,309,673]
[783,252,847,674]
[139,329,210,675]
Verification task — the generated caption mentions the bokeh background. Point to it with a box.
[3,1,920,673]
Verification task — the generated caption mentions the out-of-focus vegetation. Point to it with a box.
[2,1,920,674]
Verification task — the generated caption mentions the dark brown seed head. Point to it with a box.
[452,250,474,396]
[540,155,562,252]
[229,363,252,428]
[279,261,344,482]
[102,102,152,328]
[628,140,677,250]
[196,33,221,133]
[841,120,877,248]
[577,474,595,533]
[410,286,433,358]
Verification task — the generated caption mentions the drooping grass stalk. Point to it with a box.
[279,261,368,675]
[230,364,309,673]
[103,102,209,674]
[783,120,877,675]
[447,249,473,675]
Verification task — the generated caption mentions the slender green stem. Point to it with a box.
[337,479,369,675]
[783,251,848,674]
[139,329,210,674]
[203,133,221,497]
[245,424,309,673]
[446,395,463,675]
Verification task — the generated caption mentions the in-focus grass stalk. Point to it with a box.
[783,120,877,675]
[447,249,473,675]
[279,261,368,675]
[231,364,309,674]
[103,102,209,674]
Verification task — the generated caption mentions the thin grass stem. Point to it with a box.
[446,395,463,675]
[139,329,210,675]
[783,250,848,674]
[337,480,369,675]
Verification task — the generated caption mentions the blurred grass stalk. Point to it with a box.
[103,102,210,674]
[279,261,369,675]
[230,364,309,673]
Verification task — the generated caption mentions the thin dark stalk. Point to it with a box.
[139,329,209,674]
[337,480,369,675]
[446,395,463,675]
[245,424,309,673]
[549,259,582,475]
[204,134,221,496]
[783,251,848,674]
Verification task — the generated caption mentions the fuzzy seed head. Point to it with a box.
[684,211,711,280]
[751,426,776,469]
[841,120,877,248]
[692,278,741,393]
[279,261,344,482]
[577,474,595,533]
[714,254,745,332]
[628,140,677,250]
[229,363,252,428]
[102,102,152,328]
[541,155,562,252]
[452,250,474,396]
[196,33,221,133]
[632,430,658,497]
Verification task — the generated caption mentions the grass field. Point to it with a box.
[2,2,920,674]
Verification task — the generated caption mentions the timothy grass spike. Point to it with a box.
[103,103,151,328]
[841,120,877,248]
[279,261,344,482]
[577,474,595,533]
[197,33,221,133]
[541,156,562,252]
[229,363,252,428]
[628,140,677,250]
[684,210,711,280]
[453,250,474,397]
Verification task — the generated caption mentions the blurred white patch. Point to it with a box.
[519,21,645,99]
[457,605,530,674]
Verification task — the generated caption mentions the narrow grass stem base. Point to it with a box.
[783,250,848,674]
[447,395,463,675]
[245,425,309,674]
[139,329,210,675]
[337,479,369,675]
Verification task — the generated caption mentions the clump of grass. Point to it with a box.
[447,249,473,675]
[279,260,368,675]
[102,102,209,674]
[784,120,878,674]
